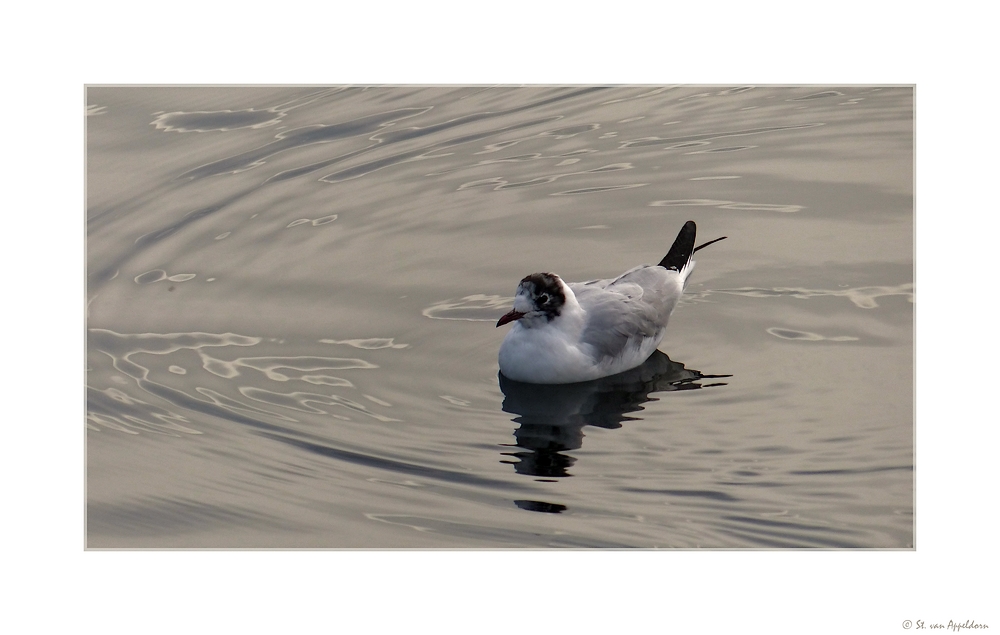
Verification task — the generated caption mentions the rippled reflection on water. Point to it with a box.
[499,352,730,481]
[87,86,912,548]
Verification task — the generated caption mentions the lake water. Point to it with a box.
[86,86,913,548]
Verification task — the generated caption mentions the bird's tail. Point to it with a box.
[658,220,727,284]
[658,220,698,274]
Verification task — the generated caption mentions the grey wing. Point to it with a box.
[570,265,685,362]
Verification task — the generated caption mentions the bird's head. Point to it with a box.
[496,272,567,328]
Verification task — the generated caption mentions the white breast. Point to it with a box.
[498,321,602,383]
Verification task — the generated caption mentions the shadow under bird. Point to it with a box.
[496,220,726,384]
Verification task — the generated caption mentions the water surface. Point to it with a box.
[86,86,913,547]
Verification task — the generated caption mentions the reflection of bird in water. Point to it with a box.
[499,351,730,479]
[496,220,726,383]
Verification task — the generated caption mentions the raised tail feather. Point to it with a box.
[658,221,697,272]
[658,220,727,273]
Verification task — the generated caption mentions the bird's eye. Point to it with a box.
[538,294,549,304]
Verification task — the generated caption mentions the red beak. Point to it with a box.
[496,310,525,327]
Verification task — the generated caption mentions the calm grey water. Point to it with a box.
[86,86,913,548]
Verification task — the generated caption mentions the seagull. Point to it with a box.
[496,220,725,384]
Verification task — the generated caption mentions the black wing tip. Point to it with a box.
[658,220,697,271]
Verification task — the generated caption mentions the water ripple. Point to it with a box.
[767,328,860,342]
[87,386,202,436]
[457,162,636,193]
[87,329,397,434]
[134,269,197,284]
[262,432,530,490]
[717,283,913,309]
[790,91,845,101]
[319,115,561,184]
[151,88,342,134]
[600,86,676,105]
[552,183,647,196]
[620,123,823,149]
[320,338,408,349]
[88,496,297,537]
[239,387,399,422]
[178,108,431,179]
[622,487,741,502]
[152,108,284,133]
[789,465,912,476]
[687,145,757,154]
[713,516,864,548]
[300,88,605,184]
[538,123,600,138]
[232,354,372,377]
[423,295,511,321]
[363,513,623,546]
[650,198,804,213]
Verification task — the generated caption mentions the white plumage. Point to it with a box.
[496,220,723,384]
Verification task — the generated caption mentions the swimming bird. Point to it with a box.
[496,220,725,384]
